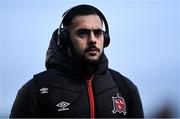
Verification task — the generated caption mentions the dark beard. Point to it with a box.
[69,43,104,75]
[70,42,103,64]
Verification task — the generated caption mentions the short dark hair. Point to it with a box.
[62,5,103,27]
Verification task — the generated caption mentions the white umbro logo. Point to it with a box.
[40,87,48,94]
[56,101,70,111]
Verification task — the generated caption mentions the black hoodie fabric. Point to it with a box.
[10,29,144,118]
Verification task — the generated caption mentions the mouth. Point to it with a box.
[86,47,99,55]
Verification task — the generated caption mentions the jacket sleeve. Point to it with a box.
[10,79,38,118]
[128,84,144,118]
[109,69,144,118]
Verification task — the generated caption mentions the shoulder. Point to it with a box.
[18,70,50,94]
[10,71,50,117]
[33,70,51,79]
[108,68,138,94]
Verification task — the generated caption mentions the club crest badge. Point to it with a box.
[112,93,127,115]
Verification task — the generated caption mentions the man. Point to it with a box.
[10,4,144,118]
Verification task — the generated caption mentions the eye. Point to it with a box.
[93,29,103,37]
[76,29,90,38]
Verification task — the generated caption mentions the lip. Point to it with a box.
[86,48,99,55]
[87,48,99,52]
[85,47,100,56]
[87,50,98,56]
[88,50,98,53]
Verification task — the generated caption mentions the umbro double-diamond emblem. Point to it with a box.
[40,87,48,94]
[56,101,70,111]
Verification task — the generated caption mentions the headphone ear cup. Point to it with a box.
[104,32,110,47]
[59,28,70,47]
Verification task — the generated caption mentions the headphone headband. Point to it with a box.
[58,4,110,47]
[58,5,109,34]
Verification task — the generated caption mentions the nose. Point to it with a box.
[88,31,96,44]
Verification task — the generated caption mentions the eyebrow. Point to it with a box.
[76,28,103,32]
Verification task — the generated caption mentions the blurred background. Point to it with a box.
[0,0,179,117]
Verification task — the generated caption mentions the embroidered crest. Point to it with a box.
[56,101,70,111]
[112,93,126,115]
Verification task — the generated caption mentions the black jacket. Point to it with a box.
[10,29,144,118]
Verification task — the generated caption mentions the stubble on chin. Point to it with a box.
[83,50,104,65]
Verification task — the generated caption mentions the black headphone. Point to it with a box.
[57,4,110,48]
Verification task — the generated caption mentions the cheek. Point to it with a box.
[72,38,87,51]
[69,32,87,53]
[99,38,104,48]
[99,38,104,53]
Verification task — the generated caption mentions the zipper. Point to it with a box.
[86,74,95,119]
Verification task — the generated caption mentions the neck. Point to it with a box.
[80,63,98,77]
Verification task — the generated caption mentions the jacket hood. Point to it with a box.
[45,29,109,77]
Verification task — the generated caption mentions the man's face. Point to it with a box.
[68,14,104,64]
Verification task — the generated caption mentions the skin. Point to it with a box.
[68,14,104,64]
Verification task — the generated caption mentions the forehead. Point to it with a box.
[70,14,103,29]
